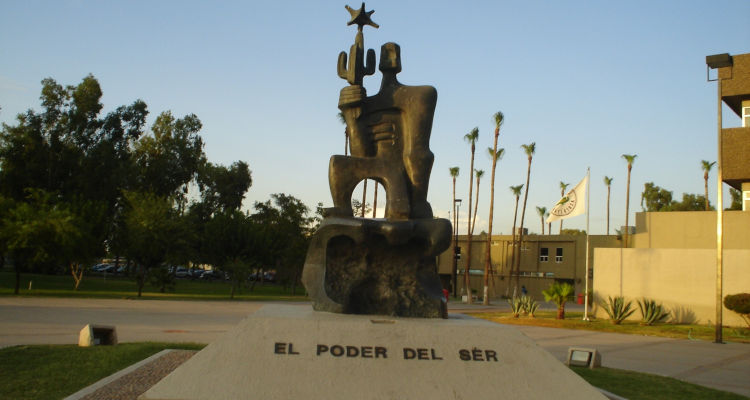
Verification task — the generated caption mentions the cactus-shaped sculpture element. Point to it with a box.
[337,3,378,85]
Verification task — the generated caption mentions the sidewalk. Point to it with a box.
[2,298,749,397]
[448,300,750,398]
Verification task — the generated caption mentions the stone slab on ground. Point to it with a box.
[140,304,605,400]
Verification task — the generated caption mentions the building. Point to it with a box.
[593,52,750,327]
[437,233,620,301]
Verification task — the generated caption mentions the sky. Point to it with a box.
[1,1,749,235]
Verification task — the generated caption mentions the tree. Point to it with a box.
[132,111,206,208]
[672,193,710,211]
[0,190,79,294]
[252,194,313,294]
[449,166,460,296]
[641,182,673,212]
[372,182,379,218]
[471,169,484,235]
[351,199,371,217]
[558,182,569,233]
[515,142,536,292]
[463,127,479,303]
[542,281,575,319]
[507,184,523,294]
[122,191,187,297]
[727,188,743,210]
[483,111,505,305]
[204,210,262,299]
[622,154,637,247]
[603,176,613,235]
[701,160,717,211]
[536,206,547,234]
[197,161,252,214]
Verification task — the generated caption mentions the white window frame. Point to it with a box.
[555,247,563,263]
[743,106,750,128]
[540,247,549,262]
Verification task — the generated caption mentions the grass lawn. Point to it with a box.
[0,270,309,301]
[570,365,748,400]
[0,342,205,400]
[474,310,750,344]
[0,343,745,400]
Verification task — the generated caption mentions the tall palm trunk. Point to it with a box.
[508,195,519,295]
[450,169,459,297]
[471,171,483,234]
[464,148,475,304]
[361,179,368,217]
[704,172,709,211]
[624,165,632,247]
[516,153,533,292]
[373,182,379,217]
[484,114,503,305]
[606,184,611,235]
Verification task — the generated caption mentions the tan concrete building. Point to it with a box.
[592,52,750,327]
[437,233,620,301]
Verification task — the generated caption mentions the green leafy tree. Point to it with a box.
[122,191,187,297]
[197,161,252,213]
[727,188,743,210]
[463,127,479,303]
[671,193,711,211]
[622,154,637,247]
[542,282,574,319]
[641,182,673,212]
[701,160,716,211]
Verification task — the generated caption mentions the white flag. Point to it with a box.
[546,175,588,223]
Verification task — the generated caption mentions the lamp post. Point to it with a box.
[452,198,462,298]
[706,53,733,344]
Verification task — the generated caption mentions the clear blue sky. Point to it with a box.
[2,1,749,235]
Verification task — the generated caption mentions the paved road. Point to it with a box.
[1,298,749,397]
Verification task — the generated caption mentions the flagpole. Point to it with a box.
[583,167,591,321]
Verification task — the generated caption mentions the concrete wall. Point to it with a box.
[592,248,750,327]
[633,211,750,249]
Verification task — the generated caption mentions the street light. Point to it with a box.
[706,52,733,344]
[452,198,462,297]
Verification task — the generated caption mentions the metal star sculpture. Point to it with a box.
[345,3,379,31]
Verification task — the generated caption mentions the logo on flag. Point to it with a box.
[546,175,588,223]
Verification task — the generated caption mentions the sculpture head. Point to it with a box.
[379,42,402,74]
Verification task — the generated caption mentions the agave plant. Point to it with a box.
[602,296,636,324]
[508,296,523,318]
[521,295,539,318]
[637,298,670,326]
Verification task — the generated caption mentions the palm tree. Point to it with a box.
[463,127,479,303]
[360,179,367,217]
[542,282,575,319]
[546,211,551,235]
[471,169,484,234]
[622,154,637,247]
[515,142,536,292]
[558,181,569,234]
[507,184,523,295]
[450,167,460,297]
[337,112,348,156]
[701,160,717,211]
[536,206,547,234]
[483,112,505,305]
[372,181,379,217]
[603,176,613,234]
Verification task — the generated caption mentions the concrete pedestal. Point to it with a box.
[140,305,605,400]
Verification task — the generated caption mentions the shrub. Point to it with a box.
[724,293,750,327]
[637,298,670,326]
[508,296,523,318]
[602,296,635,324]
[542,282,575,319]
[520,295,539,317]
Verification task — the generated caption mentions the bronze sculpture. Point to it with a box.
[302,3,450,318]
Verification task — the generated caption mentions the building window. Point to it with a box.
[743,106,750,128]
[539,247,549,262]
[555,248,563,263]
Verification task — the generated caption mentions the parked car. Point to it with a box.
[200,270,225,280]
[174,267,188,278]
[188,268,205,279]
